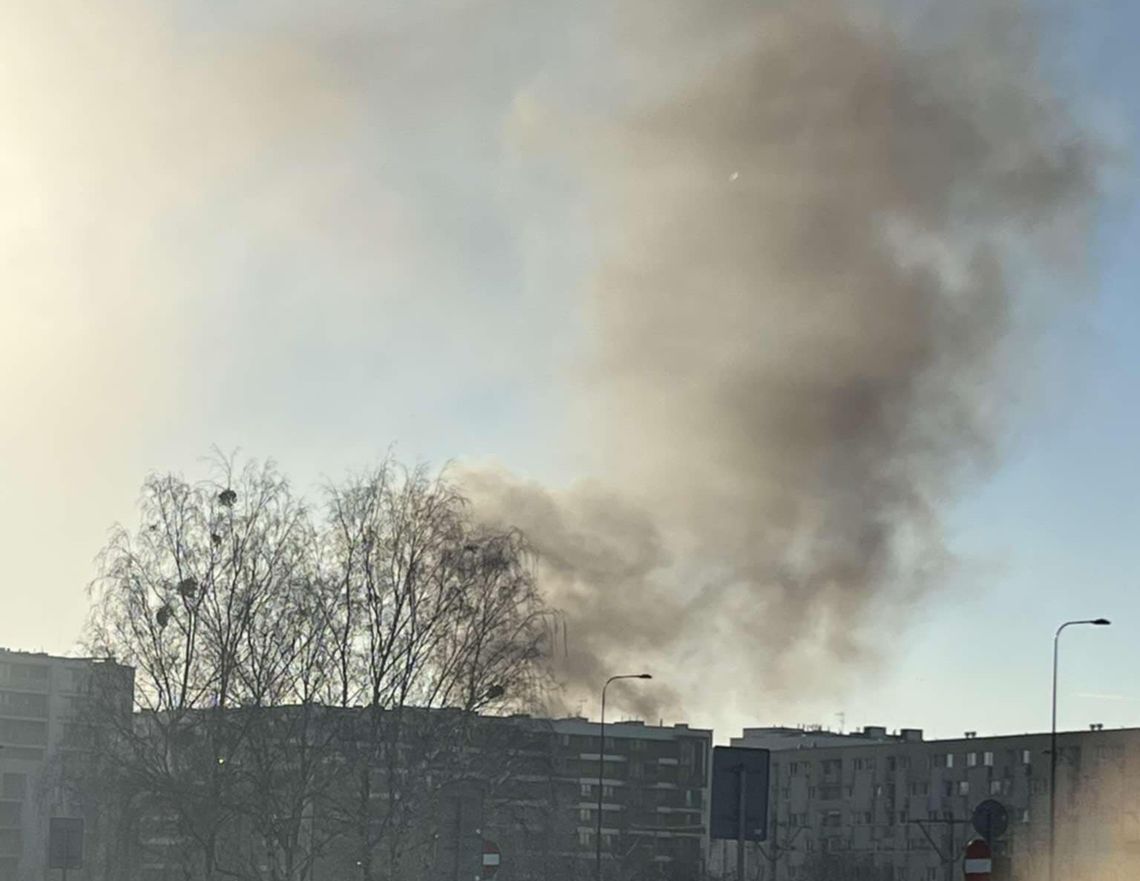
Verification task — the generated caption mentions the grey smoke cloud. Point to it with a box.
[462,0,1099,719]
[1,0,1100,727]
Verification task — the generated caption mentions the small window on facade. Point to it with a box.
[967,752,978,767]
[958,781,969,796]
[984,751,994,767]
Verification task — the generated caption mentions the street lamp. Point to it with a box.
[1049,618,1110,881]
[596,673,652,881]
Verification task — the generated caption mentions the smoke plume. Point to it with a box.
[2,0,1099,720]
[461,0,1099,719]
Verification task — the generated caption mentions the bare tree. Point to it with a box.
[84,456,325,880]
[81,454,555,881]
[318,462,553,881]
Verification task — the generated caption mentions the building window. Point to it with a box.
[990,780,1002,796]
[984,751,994,767]
[0,720,47,747]
[958,781,970,796]
[578,831,592,847]
[0,692,49,718]
[579,808,592,822]
[0,775,26,800]
[946,754,955,768]
[580,783,592,797]
[967,752,978,767]
[1021,809,1031,824]
[1022,750,1032,765]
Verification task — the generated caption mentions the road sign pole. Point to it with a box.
[452,795,463,881]
[737,767,747,881]
[945,821,953,881]
[769,761,778,881]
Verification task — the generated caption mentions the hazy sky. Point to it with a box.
[1,0,1137,742]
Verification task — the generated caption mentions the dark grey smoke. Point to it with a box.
[461,0,1098,720]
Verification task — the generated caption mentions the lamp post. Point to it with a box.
[1049,618,1110,881]
[596,673,652,881]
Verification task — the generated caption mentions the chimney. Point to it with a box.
[900,729,924,743]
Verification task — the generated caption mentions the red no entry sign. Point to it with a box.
[481,839,501,879]
[964,838,992,880]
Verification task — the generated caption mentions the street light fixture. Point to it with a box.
[596,673,652,881]
[1049,618,1110,881]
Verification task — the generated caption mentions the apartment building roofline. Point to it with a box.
[733,723,1140,751]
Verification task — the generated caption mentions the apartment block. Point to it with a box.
[0,649,133,881]
[534,717,712,880]
[712,724,1140,881]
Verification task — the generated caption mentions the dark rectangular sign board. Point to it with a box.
[48,817,84,870]
[710,746,769,841]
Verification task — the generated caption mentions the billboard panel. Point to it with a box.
[710,746,769,841]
